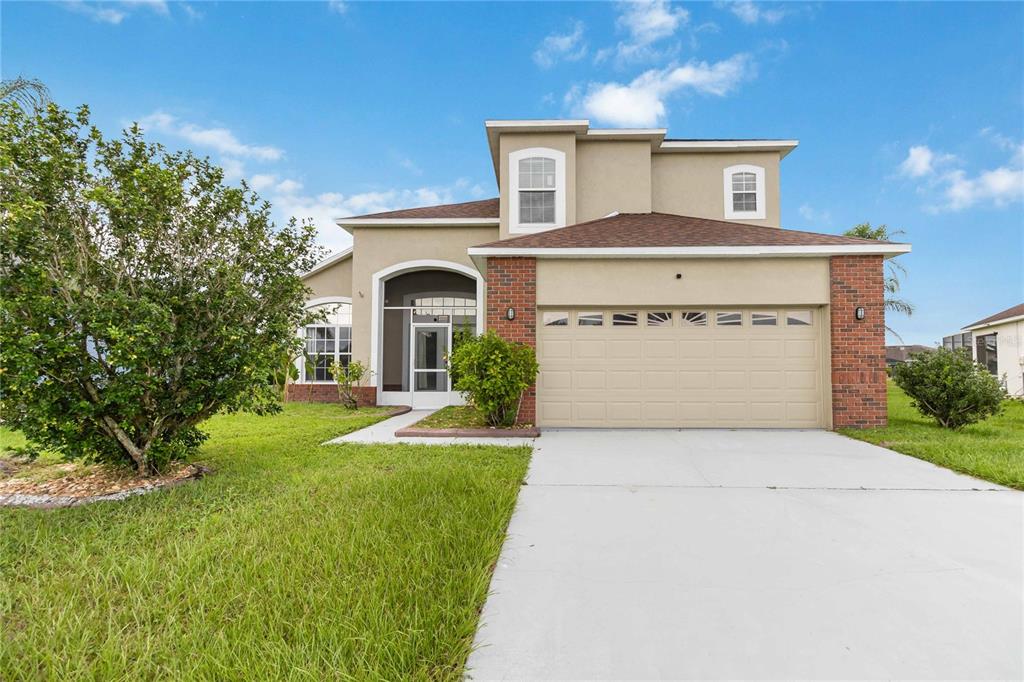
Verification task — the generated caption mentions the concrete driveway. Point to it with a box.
[466,430,1023,680]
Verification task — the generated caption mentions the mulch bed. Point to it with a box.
[0,458,209,509]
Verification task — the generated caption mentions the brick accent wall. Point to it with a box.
[285,384,377,406]
[485,257,537,425]
[830,255,887,428]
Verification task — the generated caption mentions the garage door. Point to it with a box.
[536,308,825,428]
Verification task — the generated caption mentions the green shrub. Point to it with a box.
[0,102,320,475]
[449,330,539,427]
[330,360,371,410]
[891,348,1006,429]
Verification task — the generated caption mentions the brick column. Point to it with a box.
[485,257,537,425]
[829,255,887,428]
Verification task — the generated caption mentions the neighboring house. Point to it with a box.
[958,303,1024,397]
[885,344,932,367]
[292,119,910,429]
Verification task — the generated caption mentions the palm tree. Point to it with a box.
[844,222,914,339]
[0,77,50,113]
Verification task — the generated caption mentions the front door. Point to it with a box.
[411,324,450,409]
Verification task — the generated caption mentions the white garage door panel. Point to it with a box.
[537,308,825,428]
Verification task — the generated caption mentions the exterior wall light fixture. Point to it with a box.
[855,307,865,320]
[506,307,515,321]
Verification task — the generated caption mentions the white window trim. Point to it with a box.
[297,296,353,384]
[723,164,766,220]
[509,147,566,234]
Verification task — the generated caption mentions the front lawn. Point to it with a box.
[840,382,1024,489]
[0,403,531,680]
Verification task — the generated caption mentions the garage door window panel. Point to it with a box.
[578,312,604,326]
[786,310,813,326]
[647,312,673,327]
[716,311,743,326]
[752,312,778,326]
[543,311,570,327]
[612,312,639,326]
[681,311,708,327]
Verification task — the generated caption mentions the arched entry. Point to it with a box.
[370,260,484,408]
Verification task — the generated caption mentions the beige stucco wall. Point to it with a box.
[349,225,498,380]
[303,256,353,300]
[651,151,782,226]
[499,132,576,240]
[575,140,652,222]
[536,257,829,306]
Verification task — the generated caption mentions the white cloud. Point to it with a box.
[598,0,689,65]
[899,135,1024,212]
[720,0,787,25]
[121,0,169,15]
[798,204,832,226]
[219,158,246,181]
[942,166,1024,211]
[275,179,304,195]
[899,145,953,178]
[60,0,174,23]
[533,21,587,69]
[181,3,203,21]
[328,0,348,15]
[619,0,689,44]
[570,52,754,126]
[249,174,278,192]
[60,1,127,24]
[138,112,284,161]
[268,183,468,254]
[980,127,1024,165]
[395,155,423,175]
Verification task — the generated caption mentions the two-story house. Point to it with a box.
[292,119,910,429]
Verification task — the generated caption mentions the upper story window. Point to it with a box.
[519,157,556,223]
[509,147,565,233]
[723,164,766,220]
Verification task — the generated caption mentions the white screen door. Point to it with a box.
[411,324,449,408]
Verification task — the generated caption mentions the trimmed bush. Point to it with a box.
[891,348,1005,429]
[449,330,539,427]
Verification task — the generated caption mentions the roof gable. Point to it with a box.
[339,197,498,221]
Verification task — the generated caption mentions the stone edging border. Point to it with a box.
[0,465,211,510]
[394,426,540,439]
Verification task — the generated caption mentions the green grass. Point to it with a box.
[840,382,1024,489]
[412,405,535,430]
[413,405,491,430]
[0,403,531,680]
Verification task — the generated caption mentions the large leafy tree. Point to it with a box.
[844,222,914,339]
[0,102,322,475]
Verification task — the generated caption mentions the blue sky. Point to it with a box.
[3,0,1022,345]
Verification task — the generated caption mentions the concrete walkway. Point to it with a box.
[466,429,1023,680]
[325,409,536,447]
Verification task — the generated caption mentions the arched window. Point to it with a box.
[301,301,352,382]
[723,164,766,219]
[510,147,566,233]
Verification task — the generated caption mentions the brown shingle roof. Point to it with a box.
[343,197,498,220]
[473,212,898,249]
[965,303,1024,329]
